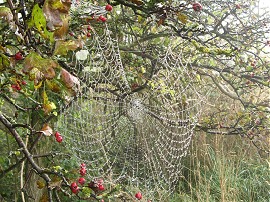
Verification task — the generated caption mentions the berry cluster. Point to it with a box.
[69,163,106,197]
[69,4,113,39]
[11,80,27,91]
[88,178,105,192]
[80,162,87,176]
[94,4,113,23]
[54,131,63,143]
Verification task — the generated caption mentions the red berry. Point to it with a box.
[78,177,86,185]
[21,80,27,85]
[56,135,63,143]
[69,32,75,37]
[87,25,91,31]
[15,52,23,60]
[80,167,87,176]
[71,188,79,194]
[87,32,91,37]
[55,131,61,138]
[16,84,21,91]
[98,184,105,191]
[192,2,202,11]
[99,15,107,22]
[70,182,78,190]
[11,84,17,90]
[80,163,86,168]
[135,192,142,200]
[105,4,113,12]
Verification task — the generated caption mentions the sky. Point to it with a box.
[259,0,270,11]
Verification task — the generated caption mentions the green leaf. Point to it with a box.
[28,4,54,43]
[0,53,10,70]
[81,187,92,198]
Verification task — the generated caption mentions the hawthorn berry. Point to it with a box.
[56,135,63,143]
[87,25,91,31]
[105,4,113,12]
[80,167,87,176]
[135,192,142,200]
[21,80,27,85]
[16,84,21,91]
[98,184,105,191]
[192,2,202,12]
[71,188,79,194]
[80,163,86,168]
[78,177,86,185]
[11,84,21,91]
[87,32,91,37]
[55,131,61,138]
[99,15,107,22]
[70,182,78,190]
[15,52,23,60]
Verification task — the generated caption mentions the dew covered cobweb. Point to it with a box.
[56,3,205,200]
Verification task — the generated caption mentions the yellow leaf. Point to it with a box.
[34,80,43,90]
[178,13,188,24]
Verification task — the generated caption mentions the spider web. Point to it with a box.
[56,4,205,200]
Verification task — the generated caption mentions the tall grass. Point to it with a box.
[171,133,270,202]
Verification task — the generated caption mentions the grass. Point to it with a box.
[170,133,270,202]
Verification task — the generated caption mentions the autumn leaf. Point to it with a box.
[61,68,80,89]
[43,0,71,40]
[40,123,53,136]
[53,40,83,56]
[49,0,71,13]
[54,17,69,39]
[24,52,58,82]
